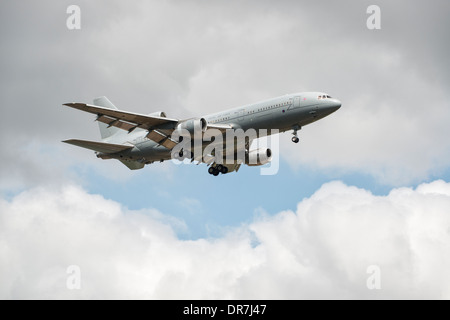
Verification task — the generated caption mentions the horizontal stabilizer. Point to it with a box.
[63,139,133,154]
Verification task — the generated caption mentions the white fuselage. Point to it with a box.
[118,92,341,162]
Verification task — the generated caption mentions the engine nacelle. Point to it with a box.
[246,148,272,166]
[148,111,167,118]
[176,118,207,134]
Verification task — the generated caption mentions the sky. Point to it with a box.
[1,0,450,299]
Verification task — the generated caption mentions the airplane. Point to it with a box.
[63,92,341,176]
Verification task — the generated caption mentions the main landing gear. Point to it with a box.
[292,126,301,143]
[208,164,229,176]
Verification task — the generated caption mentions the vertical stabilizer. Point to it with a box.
[94,96,120,140]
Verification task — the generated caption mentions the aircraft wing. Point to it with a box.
[63,139,133,154]
[63,103,180,149]
[63,102,236,154]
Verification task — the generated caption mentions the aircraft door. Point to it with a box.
[288,96,301,111]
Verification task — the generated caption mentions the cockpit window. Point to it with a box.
[319,95,332,100]
[326,95,332,98]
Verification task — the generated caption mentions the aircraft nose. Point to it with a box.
[331,99,342,111]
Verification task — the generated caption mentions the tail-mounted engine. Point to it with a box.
[148,111,167,118]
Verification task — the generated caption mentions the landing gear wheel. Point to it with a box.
[208,165,228,176]
[292,126,301,144]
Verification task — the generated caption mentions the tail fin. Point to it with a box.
[94,96,120,140]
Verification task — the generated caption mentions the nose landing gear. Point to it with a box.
[292,126,301,143]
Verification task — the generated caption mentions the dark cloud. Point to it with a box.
[0,0,449,188]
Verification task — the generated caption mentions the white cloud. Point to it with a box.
[1,180,450,299]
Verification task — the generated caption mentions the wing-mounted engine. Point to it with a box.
[206,147,272,176]
[246,148,272,166]
[176,118,208,134]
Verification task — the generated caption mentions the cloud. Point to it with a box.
[1,0,449,301]
[1,0,450,189]
[1,180,450,299]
